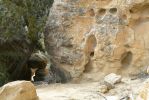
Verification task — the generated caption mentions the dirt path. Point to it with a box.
[36,77,145,100]
[36,82,105,100]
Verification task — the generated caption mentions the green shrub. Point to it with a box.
[0,0,54,86]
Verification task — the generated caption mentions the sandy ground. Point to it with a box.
[36,77,146,100]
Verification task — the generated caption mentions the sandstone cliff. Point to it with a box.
[45,0,149,81]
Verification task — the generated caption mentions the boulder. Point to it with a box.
[28,52,48,82]
[0,81,38,100]
[28,52,48,69]
[28,51,72,83]
[104,73,122,89]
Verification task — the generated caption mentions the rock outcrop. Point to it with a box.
[0,81,38,100]
[45,0,149,81]
[104,73,121,89]
[30,52,71,84]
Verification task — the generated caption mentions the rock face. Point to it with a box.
[98,85,108,93]
[0,81,38,100]
[45,0,149,80]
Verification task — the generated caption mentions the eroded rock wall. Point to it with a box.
[45,0,149,81]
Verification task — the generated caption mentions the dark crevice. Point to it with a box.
[109,8,117,14]
[98,8,106,16]
[121,51,133,67]
[90,51,94,57]
[84,59,92,73]
[84,35,97,73]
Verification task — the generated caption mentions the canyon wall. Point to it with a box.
[45,0,149,81]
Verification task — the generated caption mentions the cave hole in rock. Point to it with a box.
[86,35,97,57]
[97,8,106,16]
[121,51,133,67]
[84,35,97,73]
[129,9,135,14]
[109,8,117,14]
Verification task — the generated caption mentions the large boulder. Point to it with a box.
[0,81,38,100]
[104,73,122,89]
[28,52,71,83]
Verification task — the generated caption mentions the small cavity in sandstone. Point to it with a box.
[121,51,133,67]
[109,8,117,14]
[97,8,106,16]
[85,35,97,57]
[84,35,97,73]
[129,9,134,14]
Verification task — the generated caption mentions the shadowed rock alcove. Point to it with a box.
[84,35,97,73]
[97,8,106,16]
[121,51,133,67]
[109,8,117,14]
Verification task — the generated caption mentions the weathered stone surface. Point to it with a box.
[98,85,108,93]
[137,79,149,100]
[103,73,121,89]
[0,81,38,100]
[44,0,149,81]
[106,96,119,100]
[104,73,121,86]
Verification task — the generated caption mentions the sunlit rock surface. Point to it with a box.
[0,81,38,100]
[45,0,149,81]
